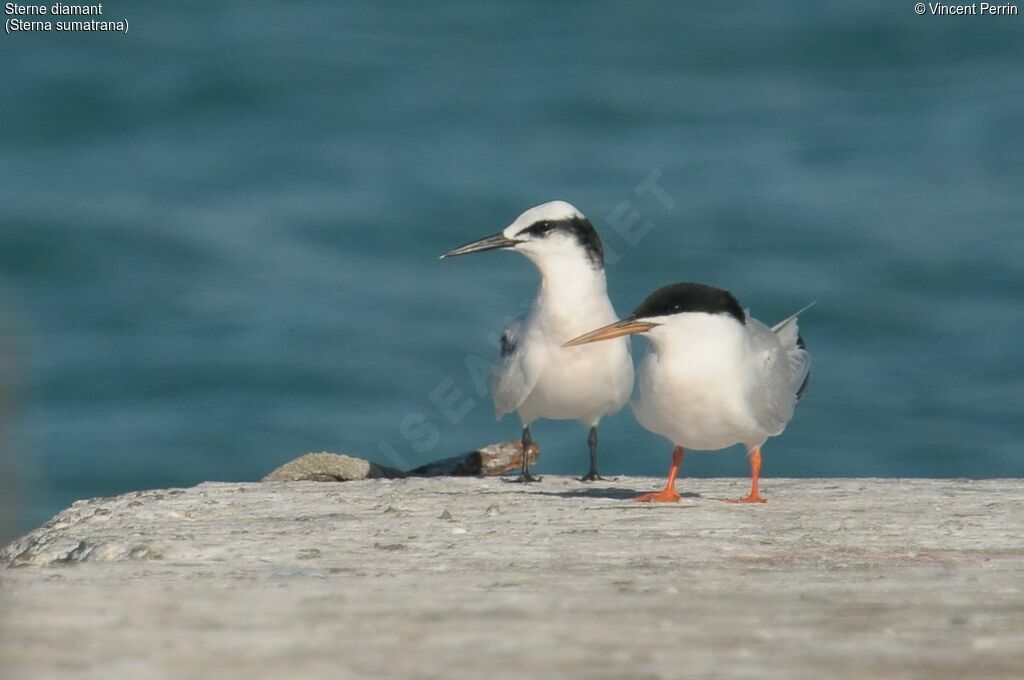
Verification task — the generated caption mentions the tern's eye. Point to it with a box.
[519,220,557,238]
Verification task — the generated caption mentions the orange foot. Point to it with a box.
[726,493,766,504]
[634,488,681,503]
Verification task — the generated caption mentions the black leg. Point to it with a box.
[504,425,542,483]
[579,426,612,481]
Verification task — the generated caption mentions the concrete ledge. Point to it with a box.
[2,477,1023,679]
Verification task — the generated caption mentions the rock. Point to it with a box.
[262,452,403,482]
[262,439,539,482]
[2,477,1023,679]
[407,439,539,477]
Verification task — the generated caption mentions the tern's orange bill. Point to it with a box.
[563,319,658,347]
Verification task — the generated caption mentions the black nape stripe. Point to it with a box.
[631,282,745,323]
[515,216,604,268]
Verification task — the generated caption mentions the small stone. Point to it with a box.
[373,543,407,552]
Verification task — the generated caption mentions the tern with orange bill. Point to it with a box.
[441,201,633,482]
[566,282,812,502]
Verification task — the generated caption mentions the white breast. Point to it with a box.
[519,332,633,425]
[516,286,633,426]
[632,313,764,451]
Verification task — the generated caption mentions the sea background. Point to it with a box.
[1,1,1021,540]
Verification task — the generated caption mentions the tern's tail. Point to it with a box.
[771,302,814,401]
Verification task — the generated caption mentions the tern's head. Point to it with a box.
[564,282,746,347]
[440,201,604,270]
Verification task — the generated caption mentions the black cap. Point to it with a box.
[631,282,745,324]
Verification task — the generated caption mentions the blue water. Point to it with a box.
[1,2,1022,538]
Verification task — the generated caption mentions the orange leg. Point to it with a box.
[727,446,767,503]
[635,447,684,502]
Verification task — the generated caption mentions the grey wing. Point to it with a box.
[490,315,544,419]
[746,315,810,436]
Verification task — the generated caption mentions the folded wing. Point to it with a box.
[491,315,545,419]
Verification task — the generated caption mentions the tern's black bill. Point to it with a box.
[440,232,521,259]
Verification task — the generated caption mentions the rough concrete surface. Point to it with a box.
[1,477,1022,679]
